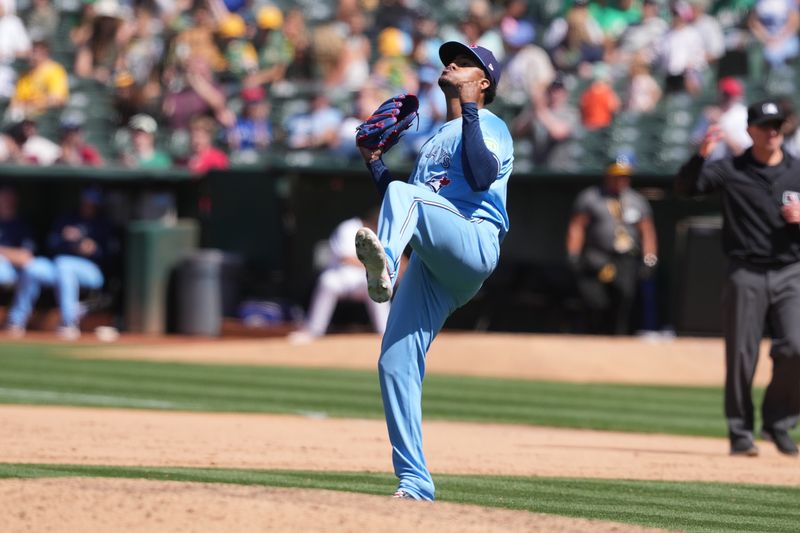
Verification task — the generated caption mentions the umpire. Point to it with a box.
[676,99,800,456]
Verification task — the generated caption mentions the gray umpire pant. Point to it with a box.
[723,259,800,444]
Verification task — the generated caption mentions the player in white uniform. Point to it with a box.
[289,211,389,343]
[355,42,514,500]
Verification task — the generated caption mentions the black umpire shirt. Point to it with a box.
[676,149,800,267]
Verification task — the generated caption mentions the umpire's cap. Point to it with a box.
[439,41,502,89]
[747,99,786,126]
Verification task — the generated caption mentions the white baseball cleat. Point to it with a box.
[56,326,81,341]
[355,227,392,303]
[392,490,418,500]
[5,324,26,339]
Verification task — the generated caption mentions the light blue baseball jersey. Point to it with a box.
[409,108,514,238]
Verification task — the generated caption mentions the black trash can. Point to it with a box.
[176,249,225,336]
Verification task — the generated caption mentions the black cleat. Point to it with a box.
[761,428,799,456]
[730,438,759,457]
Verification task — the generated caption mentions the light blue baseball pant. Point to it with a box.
[0,256,19,286]
[8,255,104,328]
[7,257,56,327]
[377,181,500,501]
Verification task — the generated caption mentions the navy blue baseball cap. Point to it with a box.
[439,41,502,88]
[81,186,103,205]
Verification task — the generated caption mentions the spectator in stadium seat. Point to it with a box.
[691,76,751,160]
[284,93,343,150]
[245,4,290,87]
[226,85,272,155]
[120,113,172,169]
[612,0,668,67]
[495,17,556,109]
[0,1,31,60]
[25,0,59,45]
[186,115,229,175]
[372,27,415,93]
[0,3,31,96]
[0,0,31,100]
[656,0,707,95]
[6,187,117,340]
[589,0,641,47]
[73,0,128,84]
[280,8,314,81]
[311,21,348,90]
[409,7,442,69]
[111,70,148,128]
[688,0,726,65]
[118,4,164,90]
[165,0,225,73]
[70,1,98,50]
[543,0,605,74]
[513,76,582,172]
[162,55,234,130]
[9,40,68,117]
[624,54,662,114]
[749,0,800,70]
[579,62,620,130]
[217,12,258,81]
[6,118,61,166]
[373,0,417,36]
[445,0,505,62]
[332,10,371,93]
[0,132,23,163]
[57,117,104,167]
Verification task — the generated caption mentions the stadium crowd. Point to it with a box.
[0,0,792,174]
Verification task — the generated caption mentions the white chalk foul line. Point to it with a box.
[0,387,180,409]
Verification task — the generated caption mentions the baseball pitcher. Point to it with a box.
[354,41,514,500]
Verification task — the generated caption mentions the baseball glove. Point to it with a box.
[356,93,419,152]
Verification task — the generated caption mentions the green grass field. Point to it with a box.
[0,343,730,436]
[1,342,796,532]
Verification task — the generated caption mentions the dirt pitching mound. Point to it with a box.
[0,478,664,533]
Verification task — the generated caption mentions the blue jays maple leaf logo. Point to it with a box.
[425,173,451,193]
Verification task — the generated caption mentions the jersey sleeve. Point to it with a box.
[636,193,653,219]
[572,188,595,215]
[675,154,727,195]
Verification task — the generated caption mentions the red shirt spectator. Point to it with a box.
[58,120,103,167]
[186,115,229,175]
[188,146,229,174]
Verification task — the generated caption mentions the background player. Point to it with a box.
[7,187,116,339]
[355,41,514,500]
[566,156,658,335]
[0,186,35,289]
[288,207,390,343]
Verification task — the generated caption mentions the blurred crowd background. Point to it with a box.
[0,0,796,175]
